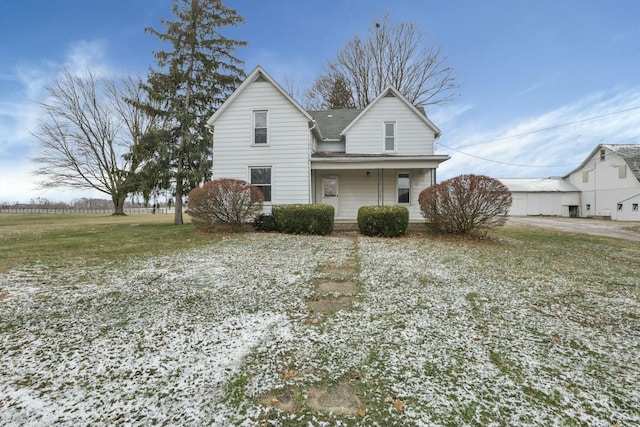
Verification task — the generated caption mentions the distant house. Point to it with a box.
[205,66,449,220]
[563,144,640,221]
[500,144,640,221]
[499,178,580,217]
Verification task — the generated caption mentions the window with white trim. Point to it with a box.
[397,173,410,204]
[582,171,589,183]
[250,167,272,202]
[253,110,268,144]
[384,122,396,151]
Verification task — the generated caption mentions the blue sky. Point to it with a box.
[1,0,640,203]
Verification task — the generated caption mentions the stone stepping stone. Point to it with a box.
[307,382,362,415]
[259,389,295,412]
[307,296,352,313]
[316,280,357,295]
[319,262,358,278]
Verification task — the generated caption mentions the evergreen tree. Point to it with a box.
[141,0,246,224]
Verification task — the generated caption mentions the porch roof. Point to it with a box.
[311,152,450,170]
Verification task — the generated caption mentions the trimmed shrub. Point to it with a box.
[253,213,277,232]
[186,179,263,231]
[357,205,409,237]
[272,204,334,235]
[419,174,512,235]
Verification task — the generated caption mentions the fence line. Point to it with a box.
[0,207,171,215]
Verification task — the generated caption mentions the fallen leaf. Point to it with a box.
[385,396,394,403]
[270,398,279,405]
[358,408,366,417]
[393,400,405,412]
[282,369,299,380]
[553,335,563,345]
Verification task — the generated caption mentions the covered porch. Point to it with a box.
[310,154,449,220]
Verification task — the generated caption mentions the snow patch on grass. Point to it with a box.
[1,233,638,426]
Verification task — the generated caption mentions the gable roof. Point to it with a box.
[564,143,640,181]
[498,178,579,192]
[308,109,362,140]
[206,65,313,128]
[340,86,441,138]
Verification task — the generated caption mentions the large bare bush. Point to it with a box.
[186,179,263,230]
[419,174,512,235]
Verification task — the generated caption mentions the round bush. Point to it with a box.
[272,204,334,235]
[253,213,277,232]
[419,174,511,235]
[357,205,409,237]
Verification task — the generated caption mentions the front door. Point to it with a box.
[321,176,339,214]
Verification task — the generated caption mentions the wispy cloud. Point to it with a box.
[437,86,640,179]
[0,39,113,203]
[64,39,112,76]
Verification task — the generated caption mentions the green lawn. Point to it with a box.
[0,214,638,426]
[0,214,216,273]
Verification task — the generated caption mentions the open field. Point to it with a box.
[1,215,639,426]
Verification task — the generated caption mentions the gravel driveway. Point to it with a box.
[508,216,640,241]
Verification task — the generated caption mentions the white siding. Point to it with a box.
[509,192,580,217]
[344,96,436,155]
[616,194,640,221]
[566,149,640,219]
[313,168,432,220]
[212,81,311,204]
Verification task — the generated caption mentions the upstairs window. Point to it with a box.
[617,203,623,211]
[582,171,589,183]
[397,173,410,204]
[600,148,606,161]
[384,122,396,151]
[633,203,638,212]
[618,164,627,179]
[250,167,272,202]
[253,110,268,144]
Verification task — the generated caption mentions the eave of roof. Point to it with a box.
[206,65,313,129]
[340,86,441,137]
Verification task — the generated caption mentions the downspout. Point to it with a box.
[381,169,384,206]
[377,169,381,205]
[206,124,214,177]
[308,120,317,204]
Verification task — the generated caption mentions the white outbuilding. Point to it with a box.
[498,178,580,217]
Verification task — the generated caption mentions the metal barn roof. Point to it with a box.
[498,178,580,192]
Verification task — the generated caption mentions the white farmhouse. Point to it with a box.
[206,66,449,220]
[564,144,640,221]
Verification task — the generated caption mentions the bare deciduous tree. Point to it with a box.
[33,69,153,215]
[307,14,460,110]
